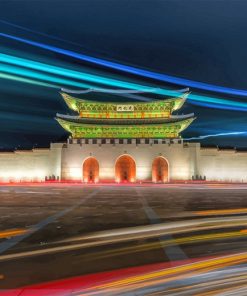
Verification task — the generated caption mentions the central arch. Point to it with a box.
[152,156,169,183]
[83,157,99,183]
[115,155,136,183]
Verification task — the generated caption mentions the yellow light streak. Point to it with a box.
[106,264,247,295]
[83,230,247,261]
[199,283,247,296]
[93,252,247,290]
[133,271,247,296]
[195,208,247,216]
[0,228,28,239]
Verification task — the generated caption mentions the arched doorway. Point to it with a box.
[152,157,169,183]
[115,155,136,182]
[83,157,99,183]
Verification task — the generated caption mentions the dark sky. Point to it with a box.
[0,0,247,149]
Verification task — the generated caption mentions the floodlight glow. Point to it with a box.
[69,168,82,179]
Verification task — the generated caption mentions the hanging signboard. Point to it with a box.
[116,105,134,112]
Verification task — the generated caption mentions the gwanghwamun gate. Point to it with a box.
[0,90,247,183]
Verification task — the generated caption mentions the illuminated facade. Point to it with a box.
[56,92,195,139]
[0,91,246,183]
[56,91,195,182]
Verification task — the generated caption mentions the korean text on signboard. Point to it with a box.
[116,105,134,112]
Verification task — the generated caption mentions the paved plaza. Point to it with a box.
[1,183,247,289]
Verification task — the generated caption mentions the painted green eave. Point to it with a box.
[60,92,189,114]
[55,116,196,138]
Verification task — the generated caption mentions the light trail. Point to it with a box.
[188,99,247,112]
[160,272,247,296]
[0,258,211,296]
[4,258,247,295]
[0,228,28,239]
[87,252,247,293]
[0,63,95,90]
[196,208,247,216]
[0,72,58,88]
[112,268,247,296]
[188,94,247,111]
[1,215,247,262]
[0,54,247,111]
[61,86,189,102]
[198,282,247,296]
[0,19,92,50]
[61,87,159,94]
[1,32,247,96]
[185,131,247,141]
[1,53,247,111]
[0,64,154,102]
[59,214,247,245]
[148,272,247,296]
[0,53,179,97]
[81,230,247,262]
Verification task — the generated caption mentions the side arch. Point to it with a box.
[115,154,136,182]
[152,156,169,183]
[82,157,99,183]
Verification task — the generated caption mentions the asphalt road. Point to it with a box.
[1,183,247,292]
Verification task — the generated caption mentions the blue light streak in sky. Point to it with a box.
[0,72,58,88]
[1,53,247,111]
[0,19,87,50]
[0,53,183,96]
[185,131,247,140]
[189,100,247,112]
[60,88,158,94]
[0,63,95,90]
[1,32,247,96]
[0,64,153,101]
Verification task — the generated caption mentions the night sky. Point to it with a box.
[0,0,247,149]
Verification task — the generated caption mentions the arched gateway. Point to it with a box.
[83,157,99,183]
[152,157,169,183]
[56,91,195,183]
[115,155,136,182]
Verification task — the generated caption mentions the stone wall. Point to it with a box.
[0,140,246,183]
[198,148,247,182]
[0,143,63,182]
